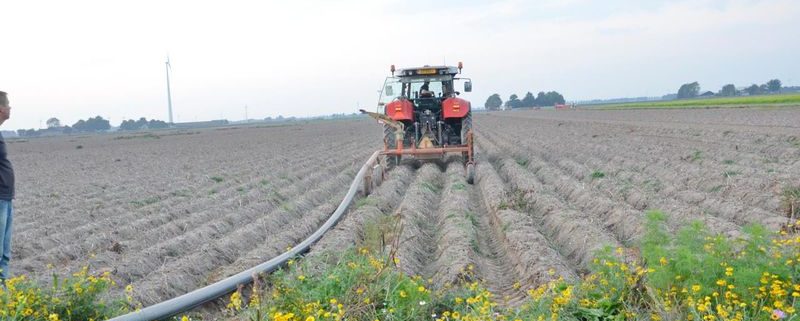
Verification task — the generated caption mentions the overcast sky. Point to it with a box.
[2,0,798,130]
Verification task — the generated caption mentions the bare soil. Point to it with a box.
[307,108,798,305]
[9,107,799,314]
[10,121,377,305]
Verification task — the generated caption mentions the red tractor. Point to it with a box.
[361,63,475,183]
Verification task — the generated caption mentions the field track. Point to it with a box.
[9,107,800,313]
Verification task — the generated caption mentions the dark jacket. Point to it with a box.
[0,133,15,201]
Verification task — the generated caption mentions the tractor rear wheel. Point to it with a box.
[383,124,396,150]
[460,112,473,161]
[460,112,472,144]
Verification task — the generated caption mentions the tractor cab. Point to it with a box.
[364,63,475,183]
[378,65,472,112]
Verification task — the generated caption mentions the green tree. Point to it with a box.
[718,84,736,97]
[120,117,169,130]
[73,119,86,131]
[677,82,700,99]
[135,117,148,129]
[505,94,522,109]
[484,94,503,110]
[46,117,61,128]
[745,84,762,96]
[767,79,782,93]
[521,92,536,107]
[119,119,137,130]
[546,91,566,105]
[72,116,110,132]
[534,91,566,106]
[148,119,169,129]
[535,92,546,105]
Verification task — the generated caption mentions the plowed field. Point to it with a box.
[314,108,800,304]
[11,121,377,305]
[9,108,800,310]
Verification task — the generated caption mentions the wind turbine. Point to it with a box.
[165,56,174,124]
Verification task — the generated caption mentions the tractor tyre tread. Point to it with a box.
[460,112,472,145]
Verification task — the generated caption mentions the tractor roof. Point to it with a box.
[396,65,459,77]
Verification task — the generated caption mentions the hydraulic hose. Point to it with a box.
[107,151,381,321]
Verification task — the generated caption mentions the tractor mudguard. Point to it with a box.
[442,97,470,119]
[385,99,414,121]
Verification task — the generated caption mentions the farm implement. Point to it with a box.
[362,63,476,184]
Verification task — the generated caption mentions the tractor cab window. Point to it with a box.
[403,76,452,99]
[409,81,443,98]
[379,77,403,107]
[379,76,457,108]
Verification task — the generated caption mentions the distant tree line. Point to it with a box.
[18,116,109,137]
[484,91,566,110]
[119,118,169,131]
[72,116,111,132]
[16,116,172,137]
[575,79,799,106]
[263,115,297,122]
[675,79,783,99]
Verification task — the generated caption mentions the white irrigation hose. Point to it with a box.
[108,151,381,321]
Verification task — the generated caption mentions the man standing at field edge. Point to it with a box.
[0,91,14,282]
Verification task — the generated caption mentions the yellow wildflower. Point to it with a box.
[227,291,242,310]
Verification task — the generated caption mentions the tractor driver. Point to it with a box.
[420,81,434,98]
